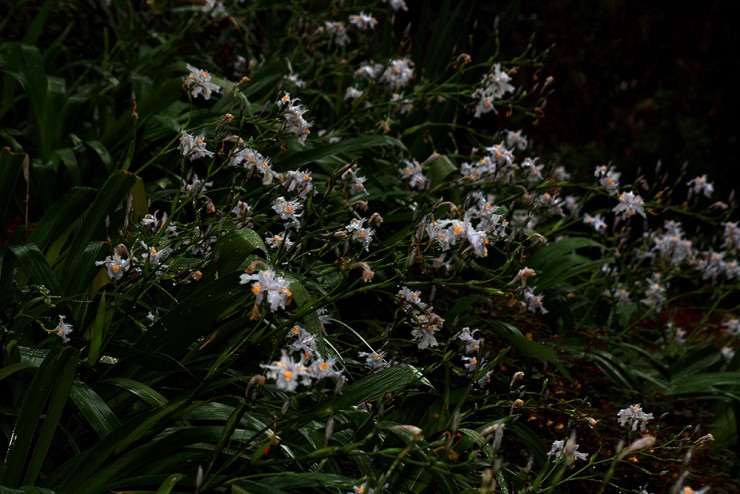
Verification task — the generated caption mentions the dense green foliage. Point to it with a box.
[1,1,738,493]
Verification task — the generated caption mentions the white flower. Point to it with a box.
[179,131,214,161]
[547,437,588,462]
[613,191,646,219]
[309,357,343,381]
[96,248,130,280]
[594,165,621,195]
[461,355,480,372]
[265,232,294,251]
[472,64,515,117]
[381,59,414,90]
[324,21,350,46]
[284,170,315,199]
[383,0,408,11]
[345,86,364,100]
[397,286,427,311]
[260,351,310,392]
[458,327,483,354]
[348,12,377,30]
[410,312,443,350]
[240,267,292,312]
[201,0,226,18]
[346,218,375,251]
[400,159,427,189]
[272,196,303,230]
[342,168,368,195]
[139,242,171,266]
[687,175,714,198]
[278,93,312,144]
[583,213,607,234]
[287,324,318,360]
[523,288,548,314]
[183,64,220,100]
[358,351,390,370]
[505,129,528,150]
[51,315,73,343]
[617,404,654,431]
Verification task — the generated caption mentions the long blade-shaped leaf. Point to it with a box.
[1,346,79,487]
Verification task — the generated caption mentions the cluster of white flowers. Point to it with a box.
[278,93,312,144]
[348,12,377,30]
[200,0,226,18]
[594,165,621,195]
[96,241,173,281]
[284,169,315,199]
[649,220,695,266]
[240,267,292,312]
[457,327,493,386]
[472,63,515,117]
[641,274,667,311]
[396,287,444,349]
[423,214,491,258]
[380,59,414,90]
[229,146,278,184]
[179,131,214,161]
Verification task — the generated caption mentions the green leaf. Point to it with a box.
[8,243,64,295]
[0,362,37,382]
[60,171,140,294]
[86,292,112,365]
[212,228,267,274]
[334,364,431,410]
[1,346,79,487]
[134,272,246,357]
[28,187,95,253]
[273,135,405,169]
[526,237,608,291]
[99,378,169,408]
[156,474,185,494]
[69,380,121,439]
[0,148,26,238]
[428,155,457,186]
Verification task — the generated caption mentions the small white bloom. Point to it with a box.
[51,315,73,343]
[260,351,310,392]
[358,350,390,370]
[183,64,220,100]
[240,267,292,312]
[348,12,377,30]
[179,131,214,161]
[613,191,646,219]
[547,437,588,462]
[687,175,714,198]
[617,404,654,431]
